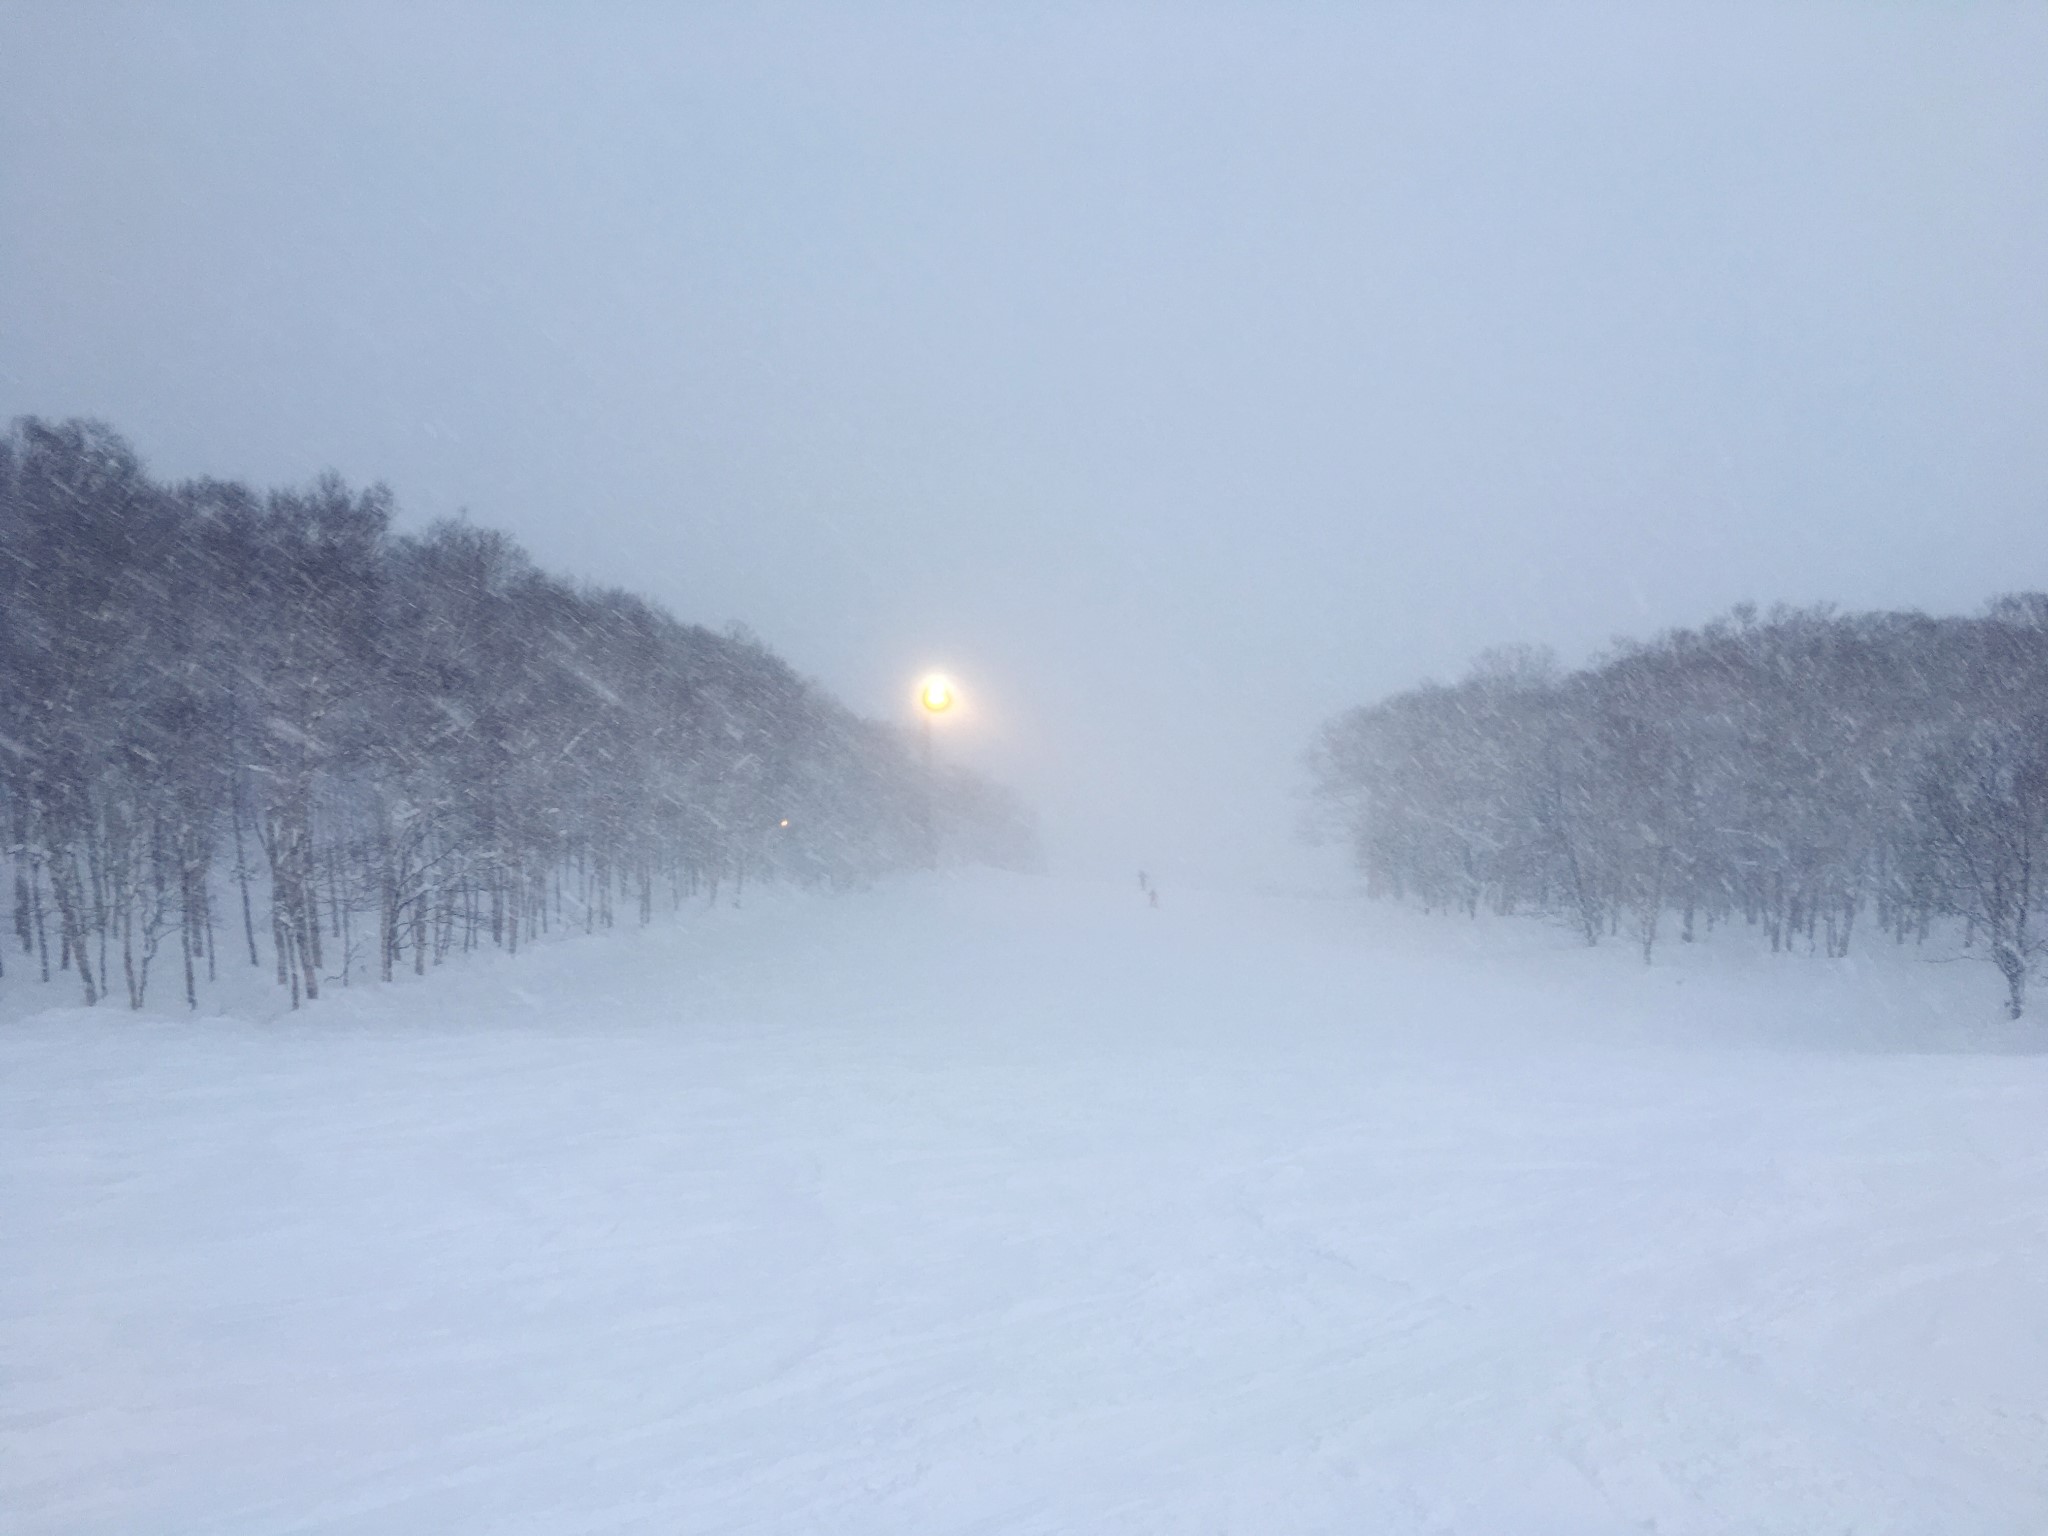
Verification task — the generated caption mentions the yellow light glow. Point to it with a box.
[918,675,955,714]
[779,819,789,828]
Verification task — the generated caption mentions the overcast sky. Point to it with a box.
[4,3,2044,884]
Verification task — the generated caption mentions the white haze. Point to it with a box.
[2,4,2044,884]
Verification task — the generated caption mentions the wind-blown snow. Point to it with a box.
[4,874,2046,1533]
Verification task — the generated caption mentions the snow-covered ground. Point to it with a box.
[4,873,2046,1534]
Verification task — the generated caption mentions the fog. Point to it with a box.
[4,4,2044,885]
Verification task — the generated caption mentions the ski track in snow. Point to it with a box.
[4,873,2046,1534]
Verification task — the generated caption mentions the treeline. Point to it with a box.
[1307,601,2048,1017]
[1,418,1034,1011]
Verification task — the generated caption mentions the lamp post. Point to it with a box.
[916,674,954,869]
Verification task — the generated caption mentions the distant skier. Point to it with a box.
[1138,870,1149,893]
[1148,888,1159,909]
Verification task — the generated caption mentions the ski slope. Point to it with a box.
[4,873,2046,1534]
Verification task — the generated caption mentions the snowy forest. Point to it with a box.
[0,417,1036,1012]
[1308,601,2048,1017]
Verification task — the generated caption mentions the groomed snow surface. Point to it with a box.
[5,872,2046,1534]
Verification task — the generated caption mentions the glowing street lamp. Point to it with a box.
[915,673,955,868]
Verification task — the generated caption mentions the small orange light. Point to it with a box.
[918,675,955,714]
